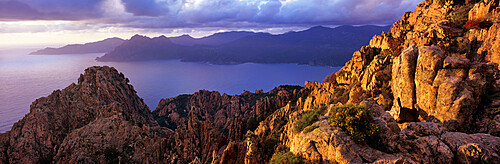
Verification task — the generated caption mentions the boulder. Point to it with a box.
[390,45,419,122]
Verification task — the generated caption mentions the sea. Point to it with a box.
[0,48,341,133]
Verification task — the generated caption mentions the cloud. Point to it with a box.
[0,0,103,20]
[0,0,423,28]
[116,0,422,28]
[0,1,43,20]
[121,0,167,16]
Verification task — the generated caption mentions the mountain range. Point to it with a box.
[30,37,125,55]
[30,25,390,66]
[169,31,257,46]
[97,25,390,66]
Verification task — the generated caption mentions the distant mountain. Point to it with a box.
[97,25,391,66]
[170,31,257,46]
[185,25,390,66]
[30,37,124,55]
[96,35,198,61]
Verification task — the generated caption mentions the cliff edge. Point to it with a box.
[0,66,173,163]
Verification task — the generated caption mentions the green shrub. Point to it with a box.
[450,4,474,28]
[269,152,305,164]
[293,110,321,134]
[328,105,380,146]
[425,0,446,5]
[303,124,319,133]
[333,87,349,104]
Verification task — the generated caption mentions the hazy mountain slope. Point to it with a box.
[170,31,257,46]
[98,25,390,66]
[95,35,203,62]
[30,37,124,55]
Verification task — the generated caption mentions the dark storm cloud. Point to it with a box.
[119,0,422,28]
[0,0,423,27]
[0,1,43,20]
[0,0,103,20]
[121,0,168,16]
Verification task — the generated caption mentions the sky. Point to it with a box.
[0,0,423,48]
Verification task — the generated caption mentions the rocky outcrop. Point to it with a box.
[230,0,500,163]
[152,86,308,163]
[0,66,172,163]
[391,45,419,122]
[243,99,500,164]
[414,46,446,119]
[324,0,500,133]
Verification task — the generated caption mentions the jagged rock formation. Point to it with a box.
[322,0,500,134]
[223,0,500,163]
[0,66,173,163]
[152,86,308,163]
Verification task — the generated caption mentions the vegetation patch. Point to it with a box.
[333,87,349,104]
[450,4,474,28]
[425,0,446,6]
[269,152,305,164]
[463,19,493,29]
[461,144,489,164]
[293,110,322,134]
[302,123,319,133]
[328,105,381,147]
[464,19,482,29]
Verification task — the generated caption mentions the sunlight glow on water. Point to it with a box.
[0,48,340,132]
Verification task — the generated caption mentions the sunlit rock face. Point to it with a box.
[236,0,500,163]
[328,0,500,133]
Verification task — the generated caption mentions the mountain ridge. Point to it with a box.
[170,31,258,46]
[30,37,125,55]
[97,25,391,66]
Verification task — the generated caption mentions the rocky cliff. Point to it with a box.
[151,86,308,163]
[2,0,500,163]
[219,0,500,163]
[0,66,174,163]
[0,67,308,163]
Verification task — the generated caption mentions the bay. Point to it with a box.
[0,48,340,132]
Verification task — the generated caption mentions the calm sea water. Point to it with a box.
[0,48,340,132]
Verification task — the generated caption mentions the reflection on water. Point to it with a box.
[0,48,340,132]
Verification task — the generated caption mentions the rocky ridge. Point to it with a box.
[0,66,173,163]
[222,0,500,163]
[151,86,308,163]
